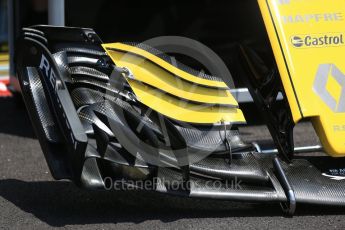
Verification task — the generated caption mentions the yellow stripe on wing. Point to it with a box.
[103,43,228,89]
[128,80,245,124]
[106,49,238,107]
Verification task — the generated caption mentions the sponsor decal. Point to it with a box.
[322,168,345,180]
[276,0,344,23]
[278,0,342,6]
[282,13,343,24]
[313,64,345,145]
[278,0,291,4]
[313,64,345,113]
[291,33,345,48]
[278,0,312,4]
[291,36,304,47]
[322,173,345,180]
[39,54,77,150]
[334,125,345,132]
[39,54,60,92]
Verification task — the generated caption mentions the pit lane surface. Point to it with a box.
[0,97,344,229]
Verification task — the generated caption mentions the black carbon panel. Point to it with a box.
[52,52,70,79]
[71,78,124,97]
[176,125,249,153]
[72,87,161,131]
[86,100,139,123]
[71,88,106,108]
[190,179,285,202]
[156,167,286,202]
[282,158,345,206]
[78,115,94,135]
[77,106,97,132]
[80,157,105,189]
[77,104,116,137]
[71,87,135,116]
[123,42,224,82]
[27,67,60,143]
[190,154,269,182]
[79,100,162,138]
[57,47,106,57]
[70,66,109,81]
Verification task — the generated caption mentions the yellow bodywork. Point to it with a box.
[103,43,245,124]
[258,0,345,156]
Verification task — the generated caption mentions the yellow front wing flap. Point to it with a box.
[259,0,345,156]
[103,43,229,89]
[102,43,245,125]
[104,48,238,107]
[128,80,245,124]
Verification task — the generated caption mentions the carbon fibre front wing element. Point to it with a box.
[15,26,345,215]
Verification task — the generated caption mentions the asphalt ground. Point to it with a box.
[0,97,345,229]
